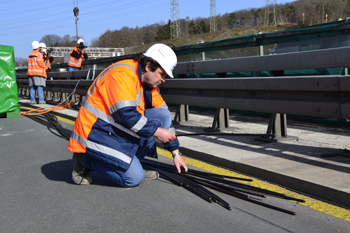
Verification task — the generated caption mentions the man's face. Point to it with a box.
[142,62,167,88]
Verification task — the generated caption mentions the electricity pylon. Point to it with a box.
[170,0,181,39]
[210,0,217,32]
[264,0,277,26]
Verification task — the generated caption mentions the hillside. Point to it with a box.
[125,24,298,54]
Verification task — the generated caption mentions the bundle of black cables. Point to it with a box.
[27,111,304,215]
[25,113,71,140]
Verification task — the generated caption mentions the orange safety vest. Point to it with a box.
[68,47,84,68]
[27,50,47,79]
[67,59,166,169]
[44,56,51,70]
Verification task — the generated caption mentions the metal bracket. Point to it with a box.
[174,104,189,123]
[205,108,231,132]
[257,113,298,142]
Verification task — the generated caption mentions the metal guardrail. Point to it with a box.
[160,76,350,120]
[17,47,350,140]
[174,47,350,75]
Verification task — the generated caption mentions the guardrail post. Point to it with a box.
[257,113,298,142]
[45,91,52,101]
[53,92,59,102]
[78,95,85,106]
[174,104,189,123]
[60,92,67,102]
[205,108,230,132]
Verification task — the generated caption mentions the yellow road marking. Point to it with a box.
[157,147,350,222]
[20,104,350,221]
[19,105,76,125]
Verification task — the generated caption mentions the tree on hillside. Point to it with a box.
[40,34,61,47]
[90,37,100,47]
[198,20,209,34]
[60,34,77,47]
[225,12,237,28]
[281,4,298,23]
[142,24,158,44]
[99,30,114,47]
[91,0,350,48]
[155,20,171,42]
[188,20,199,35]
[114,26,136,47]
[15,57,28,67]
[39,34,81,47]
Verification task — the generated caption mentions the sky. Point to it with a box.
[0,0,291,59]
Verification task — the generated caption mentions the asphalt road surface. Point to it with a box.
[1,113,350,232]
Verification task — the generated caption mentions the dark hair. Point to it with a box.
[133,53,161,73]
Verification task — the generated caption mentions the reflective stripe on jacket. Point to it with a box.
[27,50,47,78]
[44,56,51,70]
[67,59,166,170]
[68,47,84,68]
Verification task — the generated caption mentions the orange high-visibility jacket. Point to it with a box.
[68,47,85,68]
[67,59,168,169]
[27,50,47,78]
[44,56,51,70]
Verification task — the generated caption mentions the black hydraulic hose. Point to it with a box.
[184,170,304,203]
[184,169,253,182]
[176,133,274,137]
[188,175,296,215]
[142,159,303,214]
[240,195,297,216]
[145,164,232,209]
[188,175,266,198]
[156,168,213,204]
[142,160,252,182]
[44,114,71,140]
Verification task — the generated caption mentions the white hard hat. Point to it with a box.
[143,43,177,78]
[77,39,85,44]
[31,41,39,49]
[39,42,46,48]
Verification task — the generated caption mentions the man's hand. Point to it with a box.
[153,128,176,143]
[174,154,188,173]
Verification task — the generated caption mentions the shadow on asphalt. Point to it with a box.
[41,159,118,187]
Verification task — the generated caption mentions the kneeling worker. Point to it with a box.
[67,43,188,186]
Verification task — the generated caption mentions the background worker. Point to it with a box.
[67,38,88,79]
[39,42,54,79]
[39,43,54,71]
[27,41,47,104]
[67,43,188,186]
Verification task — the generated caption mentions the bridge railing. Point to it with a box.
[16,47,350,141]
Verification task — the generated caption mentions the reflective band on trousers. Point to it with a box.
[71,131,132,164]
[83,101,140,139]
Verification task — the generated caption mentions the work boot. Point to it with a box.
[72,153,92,185]
[144,169,159,180]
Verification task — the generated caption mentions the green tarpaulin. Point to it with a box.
[0,44,20,118]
